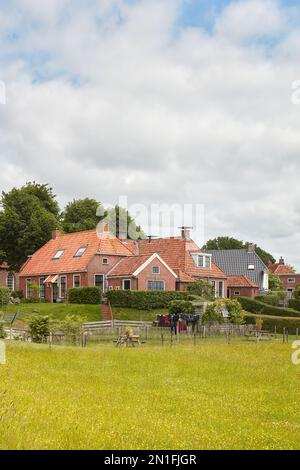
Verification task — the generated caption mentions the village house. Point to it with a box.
[227,275,259,299]
[18,226,228,302]
[0,263,18,292]
[268,257,300,298]
[207,245,269,294]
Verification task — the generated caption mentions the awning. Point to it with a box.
[44,275,58,284]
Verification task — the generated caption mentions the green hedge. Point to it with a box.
[255,294,281,306]
[245,314,300,334]
[68,287,102,305]
[106,290,193,310]
[238,296,300,318]
[288,299,300,312]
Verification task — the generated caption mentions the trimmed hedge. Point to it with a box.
[68,287,102,305]
[238,296,300,318]
[255,294,281,306]
[245,313,300,334]
[106,290,193,310]
[288,299,300,312]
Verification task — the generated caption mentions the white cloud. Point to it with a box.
[0,0,300,268]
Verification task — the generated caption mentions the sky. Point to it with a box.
[0,0,300,268]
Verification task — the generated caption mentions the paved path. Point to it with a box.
[102,303,112,321]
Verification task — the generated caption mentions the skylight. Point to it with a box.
[53,250,64,260]
[74,247,87,257]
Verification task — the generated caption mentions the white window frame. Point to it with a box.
[122,279,131,290]
[197,254,212,269]
[73,274,81,288]
[147,280,166,291]
[53,249,64,260]
[6,272,15,292]
[217,281,224,298]
[74,247,86,258]
[211,280,217,298]
[26,278,32,299]
[234,291,240,296]
[94,274,105,292]
[60,275,67,299]
[287,288,294,292]
[102,258,109,265]
[152,266,160,275]
[39,277,46,299]
[288,278,296,284]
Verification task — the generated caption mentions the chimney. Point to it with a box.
[52,229,61,240]
[279,256,285,265]
[248,243,256,253]
[180,227,191,240]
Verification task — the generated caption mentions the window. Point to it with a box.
[248,264,255,270]
[7,272,15,292]
[26,279,32,299]
[102,258,109,265]
[95,274,104,292]
[218,281,224,298]
[152,266,160,274]
[147,280,165,291]
[73,275,81,288]
[39,277,46,299]
[211,280,216,297]
[53,249,64,260]
[60,276,67,299]
[123,279,131,290]
[74,247,86,257]
[287,288,294,292]
[234,291,240,296]
[288,278,295,284]
[198,254,211,269]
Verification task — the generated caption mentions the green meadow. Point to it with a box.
[1,340,300,450]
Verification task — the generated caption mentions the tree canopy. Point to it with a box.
[0,183,60,269]
[203,236,275,266]
[62,198,101,233]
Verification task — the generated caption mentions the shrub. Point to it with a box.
[238,296,300,318]
[0,288,10,307]
[294,285,300,300]
[11,290,23,300]
[106,290,192,310]
[68,287,102,305]
[169,300,195,315]
[203,299,245,325]
[288,299,300,312]
[245,313,300,334]
[28,315,51,343]
[187,280,215,301]
[60,315,86,345]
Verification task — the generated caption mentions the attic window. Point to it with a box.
[198,254,211,269]
[152,266,160,274]
[102,258,109,265]
[248,264,255,270]
[74,247,86,258]
[53,250,64,260]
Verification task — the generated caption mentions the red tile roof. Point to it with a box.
[20,230,133,276]
[269,263,296,275]
[0,263,9,269]
[137,237,227,279]
[227,275,258,288]
[108,255,151,277]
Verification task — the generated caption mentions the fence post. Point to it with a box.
[297,328,299,340]
[283,328,286,343]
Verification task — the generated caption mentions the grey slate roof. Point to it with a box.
[207,249,268,290]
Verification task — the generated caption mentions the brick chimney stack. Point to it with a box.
[180,227,191,240]
[279,256,285,265]
[52,229,61,240]
[248,243,256,253]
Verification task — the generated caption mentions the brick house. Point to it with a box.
[0,263,19,292]
[19,226,228,302]
[227,275,259,298]
[269,257,300,298]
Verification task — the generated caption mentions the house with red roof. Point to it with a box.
[227,275,259,299]
[269,257,300,297]
[0,263,18,293]
[19,226,228,302]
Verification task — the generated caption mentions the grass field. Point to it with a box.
[1,340,300,450]
[2,303,102,326]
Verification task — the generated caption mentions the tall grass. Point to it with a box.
[0,340,300,450]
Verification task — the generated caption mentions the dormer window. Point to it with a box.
[74,247,86,257]
[197,254,211,269]
[53,249,64,260]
